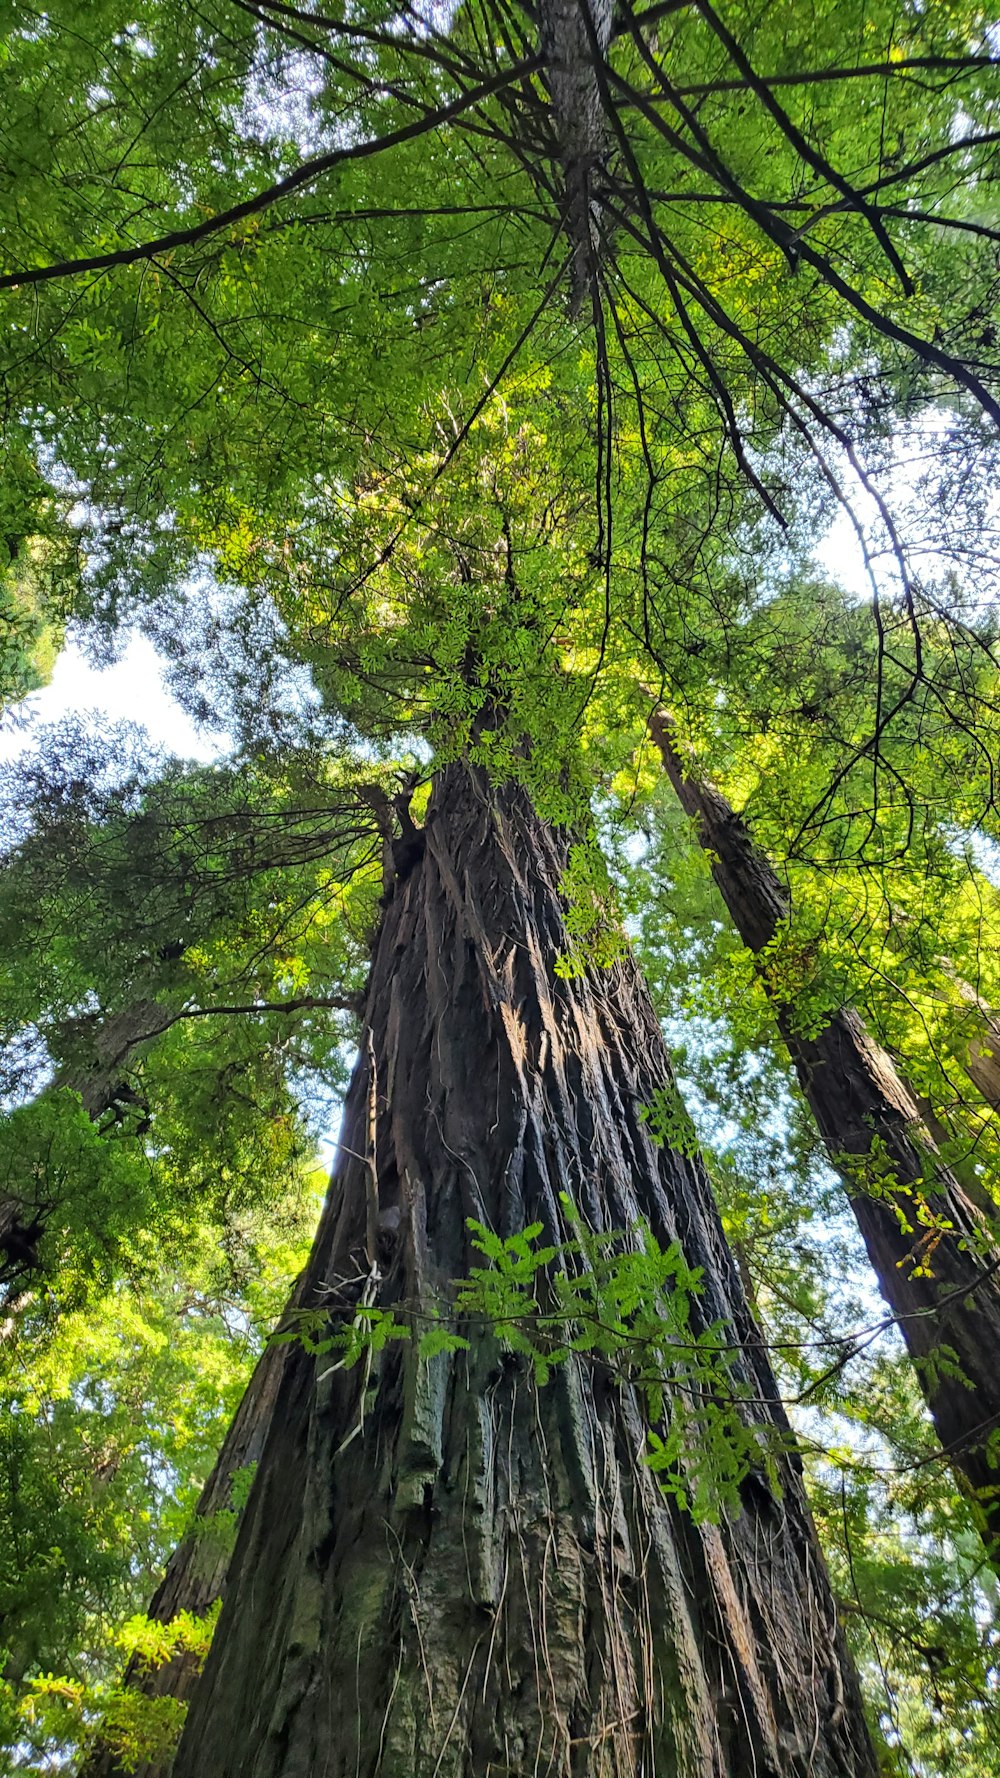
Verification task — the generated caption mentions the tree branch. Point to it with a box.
[102,994,361,1077]
[673,53,1000,98]
[0,59,542,293]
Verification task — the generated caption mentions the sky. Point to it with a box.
[0,511,873,772]
[0,520,974,1300]
[0,630,224,766]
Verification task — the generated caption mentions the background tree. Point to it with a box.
[649,707,1000,1561]
[2,0,1000,1773]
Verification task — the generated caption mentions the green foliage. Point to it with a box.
[0,1185,318,1776]
[12,1678,186,1777]
[628,580,1000,1215]
[9,1602,219,1775]
[454,1203,781,1525]
[555,842,629,977]
[808,1393,1000,1776]
[0,541,66,711]
[285,1202,783,1526]
[1,0,999,1766]
[639,1083,703,1160]
[0,728,385,1320]
[277,1303,412,1371]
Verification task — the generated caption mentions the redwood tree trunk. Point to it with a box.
[951,985,1000,1114]
[172,762,874,1778]
[651,712,1000,1563]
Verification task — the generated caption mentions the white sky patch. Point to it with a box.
[812,504,869,599]
[810,410,1000,618]
[0,633,225,765]
[954,826,1000,889]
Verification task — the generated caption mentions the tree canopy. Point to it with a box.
[2,0,1000,1771]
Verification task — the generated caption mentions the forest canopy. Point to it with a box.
[1,0,1000,1773]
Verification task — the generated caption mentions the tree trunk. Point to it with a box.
[79,1290,298,1778]
[965,1017,1000,1110]
[949,982,1000,1115]
[897,1079,997,1217]
[650,712,1000,1564]
[539,0,610,309]
[172,761,874,1778]
[1,1000,164,1309]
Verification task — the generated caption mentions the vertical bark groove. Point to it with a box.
[651,711,1000,1563]
[173,762,874,1778]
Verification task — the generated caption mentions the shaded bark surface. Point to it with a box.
[539,0,609,307]
[173,762,874,1778]
[651,712,1000,1562]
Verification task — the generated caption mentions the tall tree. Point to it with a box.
[171,761,875,1778]
[3,2,1000,1772]
[649,711,1000,1560]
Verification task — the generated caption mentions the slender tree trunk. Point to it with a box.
[897,1080,997,1217]
[172,762,875,1778]
[965,1019,1000,1109]
[650,711,1000,1564]
[949,983,1000,1114]
[539,0,609,308]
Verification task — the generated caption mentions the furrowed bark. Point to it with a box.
[540,0,610,307]
[172,761,874,1778]
[650,711,1000,1564]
